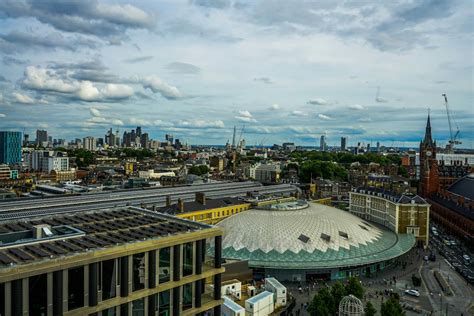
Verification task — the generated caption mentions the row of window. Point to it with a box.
[0,242,199,314]
[183,206,248,221]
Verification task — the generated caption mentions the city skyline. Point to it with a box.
[0,0,473,148]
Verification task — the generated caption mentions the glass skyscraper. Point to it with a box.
[0,131,22,164]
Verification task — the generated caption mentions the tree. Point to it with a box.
[381,297,405,316]
[189,165,209,176]
[331,281,347,312]
[345,277,364,300]
[365,301,377,316]
[411,274,421,287]
[308,287,334,316]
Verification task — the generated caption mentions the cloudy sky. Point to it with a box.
[0,0,472,148]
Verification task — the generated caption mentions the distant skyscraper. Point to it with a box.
[23,134,29,146]
[367,143,371,152]
[105,128,115,147]
[166,134,174,145]
[320,135,326,151]
[0,131,22,164]
[340,137,347,151]
[136,126,142,138]
[376,141,380,152]
[36,129,48,145]
[140,133,149,149]
[83,136,96,151]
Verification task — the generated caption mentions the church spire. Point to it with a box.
[423,112,433,146]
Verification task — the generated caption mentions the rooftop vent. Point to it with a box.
[298,234,310,243]
[338,231,348,239]
[33,224,53,239]
[320,233,331,242]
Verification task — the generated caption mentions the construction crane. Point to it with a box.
[442,93,461,152]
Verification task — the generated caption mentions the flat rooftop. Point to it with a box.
[0,207,211,268]
[159,197,247,215]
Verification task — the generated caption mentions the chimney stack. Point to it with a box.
[196,192,206,205]
[177,198,185,212]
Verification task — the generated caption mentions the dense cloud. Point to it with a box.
[0,0,472,146]
[140,75,183,100]
[0,0,155,39]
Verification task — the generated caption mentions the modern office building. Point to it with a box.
[340,137,347,151]
[212,200,415,281]
[320,135,326,151]
[0,131,22,165]
[0,206,224,316]
[36,129,48,146]
[349,187,430,246]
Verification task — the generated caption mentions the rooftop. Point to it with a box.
[223,296,245,312]
[212,200,415,269]
[352,187,428,205]
[0,207,212,268]
[448,173,474,200]
[246,291,274,304]
[159,197,247,215]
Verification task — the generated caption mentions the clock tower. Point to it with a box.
[419,114,439,197]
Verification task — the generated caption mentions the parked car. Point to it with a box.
[405,289,420,297]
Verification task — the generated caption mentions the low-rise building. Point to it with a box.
[255,163,280,184]
[350,187,430,246]
[159,193,251,224]
[221,279,242,300]
[264,277,287,307]
[245,291,274,316]
[222,296,245,316]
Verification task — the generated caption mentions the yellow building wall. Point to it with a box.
[254,196,296,207]
[177,203,252,224]
[312,197,332,206]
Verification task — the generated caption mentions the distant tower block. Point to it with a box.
[339,295,365,316]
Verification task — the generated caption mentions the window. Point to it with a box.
[159,247,171,283]
[68,267,84,310]
[29,273,48,315]
[183,242,193,276]
[132,298,145,316]
[133,253,146,291]
[102,307,116,316]
[159,290,171,316]
[102,259,117,300]
[182,283,193,311]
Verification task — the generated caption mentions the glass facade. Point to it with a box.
[159,247,171,283]
[29,273,47,315]
[182,283,193,311]
[102,306,117,316]
[0,131,22,165]
[159,290,171,316]
[133,253,146,292]
[183,242,193,277]
[68,267,84,310]
[132,298,145,316]
[102,259,117,300]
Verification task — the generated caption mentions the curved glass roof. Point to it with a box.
[211,200,415,269]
